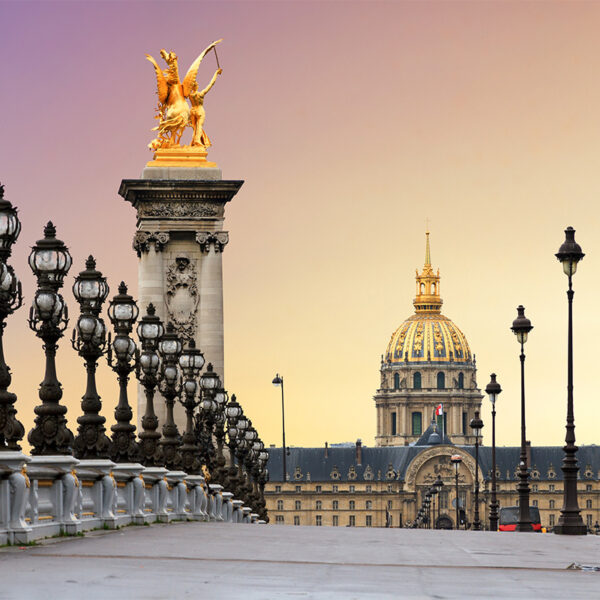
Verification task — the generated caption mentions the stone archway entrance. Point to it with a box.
[436,515,453,530]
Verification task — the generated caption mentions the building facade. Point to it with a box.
[265,232,600,531]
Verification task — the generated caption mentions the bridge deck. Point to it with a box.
[2,523,599,599]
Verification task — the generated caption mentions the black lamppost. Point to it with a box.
[196,363,220,472]
[451,454,462,530]
[136,304,164,466]
[107,282,141,463]
[213,387,229,484]
[511,305,533,532]
[72,256,111,460]
[272,374,287,481]
[225,394,242,492]
[554,227,587,536]
[430,485,438,529]
[486,373,502,531]
[178,340,205,474]
[434,474,444,527]
[470,410,484,531]
[0,184,23,451]
[158,323,183,470]
[424,492,431,529]
[27,222,74,455]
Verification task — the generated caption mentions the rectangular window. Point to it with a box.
[587,514,593,528]
[295,485,301,493]
[586,499,592,509]
[333,500,339,510]
[294,516,300,526]
[388,484,393,492]
[549,514,555,527]
[549,484,555,492]
[387,500,393,510]
[549,500,555,509]
[316,500,322,510]
[275,485,281,493]
[349,515,355,527]
[366,485,372,493]
[276,515,284,524]
[333,515,339,526]
[332,485,338,493]
[366,515,372,527]
[532,484,538,492]
[316,485,322,493]
[366,500,372,510]
[349,500,355,510]
[587,484,592,492]
[391,412,397,436]
[459,490,466,509]
[277,500,283,510]
[295,500,301,510]
[349,485,355,493]
[315,515,322,526]
[439,491,448,509]
[462,412,468,435]
[412,412,422,436]
[532,500,538,507]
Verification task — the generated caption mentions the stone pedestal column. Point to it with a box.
[120,170,243,432]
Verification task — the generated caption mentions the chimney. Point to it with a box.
[356,439,362,465]
[324,441,328,458]
[526,441,531,467]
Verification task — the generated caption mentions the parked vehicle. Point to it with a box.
[498,506,542,531]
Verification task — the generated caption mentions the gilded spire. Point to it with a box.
[414,231,442,313]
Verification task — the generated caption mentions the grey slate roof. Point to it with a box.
[266,444,600,483]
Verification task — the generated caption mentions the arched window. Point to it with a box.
[457,372,464,389]
[437,372,445,389]
[431,283,436,294]
[411,412,422,436]
[413,372,422,390]
[394,373,400,390]
[420,283,425,294]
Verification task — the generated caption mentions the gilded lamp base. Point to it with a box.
[146,147,218,168]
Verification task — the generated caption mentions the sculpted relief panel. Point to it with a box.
[165,256,199,341]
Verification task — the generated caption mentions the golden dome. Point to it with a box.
[384,232,472,364]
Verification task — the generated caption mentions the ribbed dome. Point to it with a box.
[384,313,472,364]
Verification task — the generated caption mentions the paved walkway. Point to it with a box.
[1,523,600,599]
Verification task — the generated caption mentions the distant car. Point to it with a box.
[499,506,542,532]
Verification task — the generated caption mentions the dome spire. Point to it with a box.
[414,231,442,313]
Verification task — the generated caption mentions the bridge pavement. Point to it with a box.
[1,523,599,599]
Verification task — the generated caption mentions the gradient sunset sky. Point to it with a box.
[2,1,600,451]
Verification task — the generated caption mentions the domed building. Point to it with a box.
[375,233,483,446]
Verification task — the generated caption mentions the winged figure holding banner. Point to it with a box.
[146,40,222,151]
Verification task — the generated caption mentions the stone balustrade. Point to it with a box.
[0,452,260,545]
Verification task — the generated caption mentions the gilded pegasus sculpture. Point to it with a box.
[146,40,222,152]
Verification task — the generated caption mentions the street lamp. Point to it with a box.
[554,227,587,536]
[451,454,462,530]
[0,184,23,451]
[470,410,484,531]
[430,485,438,530]
[485,373,502,532]
[511,305,533,532]
[135,303,164,466]
[434,474,444,527]
[72,256,111,460]
[424,492,431,529]
[107,282,141,463]
[27,222,74,455]
[272,374,287,481]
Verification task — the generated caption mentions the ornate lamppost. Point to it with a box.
[28,222,74,455]
[213,387,229,484]
[107,282,141,463]
[178,340,205,474]
[554,227,587,536]
[511,305,533,532]
[225,394,242,492]
[0,185,23,450]
[430,485,438,530]
[434,474,444,527]
[272,374,287,481]
[486,373,502,531]
[424,492,431,529]
[470,410,484,530]
[196,363,220,473]
[72,256,111,460]
[233,408,249,499]
[157,323,183,470]
[136,304,164,466]
[451,454,462,530]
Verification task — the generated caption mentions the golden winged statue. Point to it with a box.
[145,40,223,167]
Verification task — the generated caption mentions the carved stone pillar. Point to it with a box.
[120,175,243,432]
